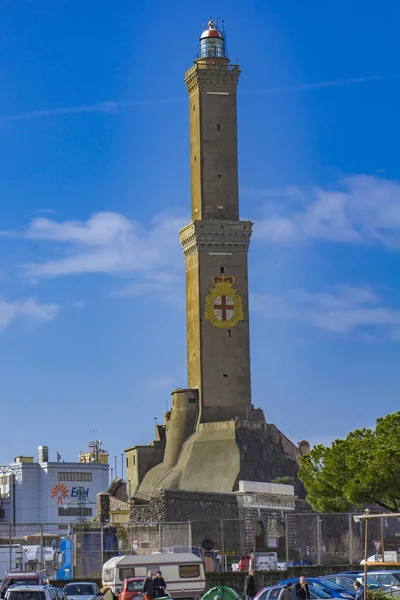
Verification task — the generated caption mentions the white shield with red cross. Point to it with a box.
[214,295,234,322]
[204,275,244,329]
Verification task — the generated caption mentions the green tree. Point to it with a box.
[299,411,400,512]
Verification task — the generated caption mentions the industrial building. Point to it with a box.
[0,444,109,530]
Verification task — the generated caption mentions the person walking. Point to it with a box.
[278,582,293,600]
[142,571,155,600]
[244,570,257,600]
[294,577,310,600]
[153,571,167,598]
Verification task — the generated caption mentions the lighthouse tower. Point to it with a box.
[130,21,301,500]
[180,20,252,423]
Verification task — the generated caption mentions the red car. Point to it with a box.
[119,578,145,600]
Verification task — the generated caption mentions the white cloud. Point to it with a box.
[21,211,187,283]
[251,175,400,247]
[252,284,400,335]
[147,376,176,393]
[0,297,59,332]
[72,300,86,309]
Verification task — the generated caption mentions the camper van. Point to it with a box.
[102,553,205,599]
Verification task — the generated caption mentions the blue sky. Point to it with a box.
[1,0,400,467]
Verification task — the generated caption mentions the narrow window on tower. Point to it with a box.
[220,267,224,274]
[223,374,228,378]
[218,174,222,178]
[227,330,231,337]
[193,105,195,111]
[217,124,220,131]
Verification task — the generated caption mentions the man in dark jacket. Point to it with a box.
[142,571,155,600]
[153,571,167,598]
[294,577,310,600]
[244,570,257,600]
[278,583,293,600]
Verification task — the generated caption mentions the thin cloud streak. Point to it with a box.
[0,75,396,123]
[241,74,398,96]
[0,97,185,123]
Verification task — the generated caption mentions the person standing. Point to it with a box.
[153,571,167,598]
[142,571,155,600]
[278,583,293,600]
[353,581,363,600]
[294,577,310,600]
[244,570,257,600]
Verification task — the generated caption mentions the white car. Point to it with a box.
[6,585,58,600]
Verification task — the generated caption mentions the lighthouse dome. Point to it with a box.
[200,21,224,39]
[199,20,227,59]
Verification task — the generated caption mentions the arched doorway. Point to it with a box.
[256,521,265,551]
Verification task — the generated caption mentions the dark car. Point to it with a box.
[359,572,400,589]
[320,575,383,592]
[255,585,331,600]
[280,579,354,600]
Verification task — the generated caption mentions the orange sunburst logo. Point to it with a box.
[50,483,69,505]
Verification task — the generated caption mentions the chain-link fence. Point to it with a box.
[0,514,399,580]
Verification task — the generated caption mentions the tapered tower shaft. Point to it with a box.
[180,20,252,423]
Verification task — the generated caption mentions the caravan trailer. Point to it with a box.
[102,553,205,599]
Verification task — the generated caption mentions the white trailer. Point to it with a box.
[0,545,27,577]
[102,553,205,599]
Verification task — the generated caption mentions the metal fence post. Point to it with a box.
[348,513,353,565]
[188,521,192,551]
[221,520,225,572]
[285,514,289,567]
[316,515,321,565]
[253,520,257,571]
[130,522,133,554]
[101,523,104,571]
[40,523,44,571]
[8,523,12,572]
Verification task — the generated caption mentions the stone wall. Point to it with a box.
[131,490,167,522]
[235,423,300,491]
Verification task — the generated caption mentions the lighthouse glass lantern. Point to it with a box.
[200,20,226,59]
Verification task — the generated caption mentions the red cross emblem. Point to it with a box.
[214,295,234,321]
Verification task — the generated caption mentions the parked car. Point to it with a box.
[5,585,57,600]
[119,578,145,600]
[255,585,331,600]
[361,572,400,589]
[62,583,103,600]
[280,579,354,600]
[0,574,49,597]
[54,590,68,600]
[320,575,384,592]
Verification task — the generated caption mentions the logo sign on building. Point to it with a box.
[372,540,382,553]
[50,484,90,505]
[50,483,69,505]
[71,487,89,498]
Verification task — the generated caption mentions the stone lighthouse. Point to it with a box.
[180,20,252,424]
[127,20,301,501]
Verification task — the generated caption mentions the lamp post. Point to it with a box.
[363,509,370,600]
[354,509,370,600]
